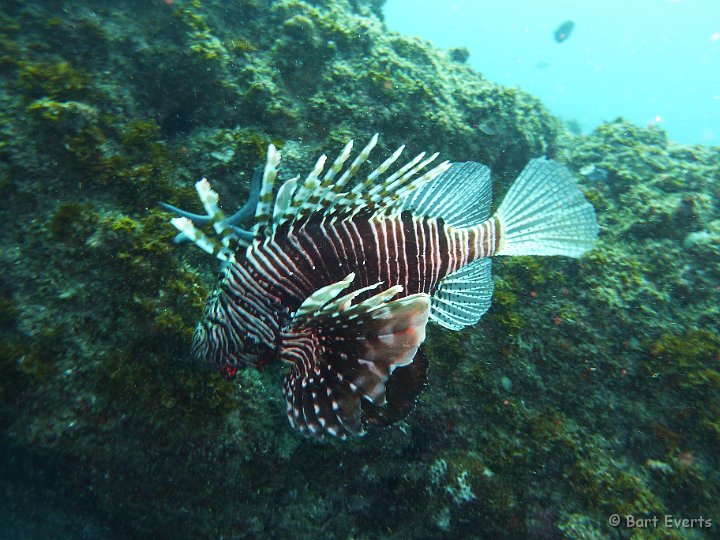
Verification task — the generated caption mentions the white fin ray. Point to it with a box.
[325,143,407,217]
[323,139,354,186]
[252,144,281,236]
[374,152,438,198]
[292,272,413,328]
[169,217,235,262]
[344,285,404,318]
[293,273,355,323]
[300,141,356,219]
[194,178,240,248]
[293,142,358,221]
[322,135,378,216]
[331,282,382,313]
[402,162,492,227]
[494,157,598,257]
[289,154,327,219]
[273,177,299,223]
[380,161,452,218]
[365,144,405,184]
[348,144,406,197]
[335,154,451,220]
[430,258,493,330]
[195,178,221,220]
[357,151,425,198]
[334,133,378,191]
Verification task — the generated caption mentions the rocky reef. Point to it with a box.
[0,0,718,538]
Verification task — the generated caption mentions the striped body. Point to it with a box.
[195,212,499,373]
[167,135,598,439]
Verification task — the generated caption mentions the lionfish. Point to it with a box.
[162,134,598,440]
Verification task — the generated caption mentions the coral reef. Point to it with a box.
[0,0,718,538]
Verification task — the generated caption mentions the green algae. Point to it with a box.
[16,326,66,383]
[23,97,180,210]
[0,38,20,71]
[49,202,99,244]
[646,328,720,400]
[645,329,720,451]
[571,449,664,517]
[0,288,18,328]
[25,97,97,125]
[18,61,92,100]
[648,329,720,365]
[18,61,91,100]
[0,287,24,419]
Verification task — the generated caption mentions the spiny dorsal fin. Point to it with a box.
[401,161,493,227]
[366,156,451,218]
[262,135,451,232]
[168,135,454,257]
[272,176,298,228]
[321,134,378,214]
[252,144,281,237]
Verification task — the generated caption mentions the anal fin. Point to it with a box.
[430,258,494,330]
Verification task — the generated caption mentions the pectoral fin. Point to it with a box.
[281,279,431,439]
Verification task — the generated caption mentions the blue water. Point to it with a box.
[385,0,720,145]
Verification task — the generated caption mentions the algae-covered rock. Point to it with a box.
[0,0,718,538]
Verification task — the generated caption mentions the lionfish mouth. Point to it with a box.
[191,321,259,371]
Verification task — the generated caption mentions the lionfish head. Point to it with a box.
[190,289,273,378]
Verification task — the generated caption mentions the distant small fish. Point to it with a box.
[554,20,575,43]
[647,115,664,129]
[535,61,551,70]
[477,121,497,136]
